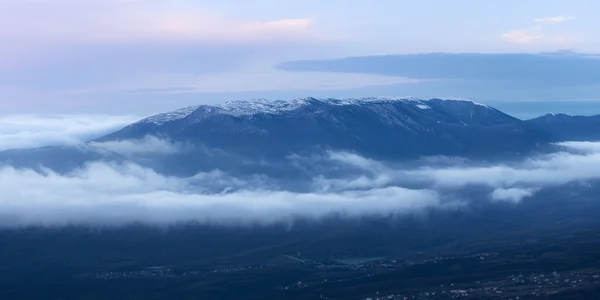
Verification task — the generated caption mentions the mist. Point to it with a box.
[0,114,138,150]
[1,139,600,227]
[0,162,443,227]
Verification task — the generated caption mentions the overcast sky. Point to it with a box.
[1,0,600,115]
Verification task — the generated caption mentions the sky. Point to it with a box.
[1,0,600,116]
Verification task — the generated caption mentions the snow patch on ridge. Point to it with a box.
[138,97,489,125]
[141,106,200,125]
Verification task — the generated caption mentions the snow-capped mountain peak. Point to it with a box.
[215,98,311,115]
[137,97,489,125]
[141,106,201,125]
[86,96,557,166]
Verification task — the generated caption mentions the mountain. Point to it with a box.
[98,97,554,159]
[0,97,559,175]
[526,113,600,141]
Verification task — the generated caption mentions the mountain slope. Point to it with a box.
[98,97,554,160]
[526,113,600,141]
[0,97,561,175]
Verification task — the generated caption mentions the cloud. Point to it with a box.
[0,114,138,150]
[501,28,576,46]
[533,16,574,23]
[134,69,423,94]
[277,52,600,85]
[408,150,600,189]
[89,136,191,156]
[0,1,338,96]
[271,52,600,112]
[490,187,537,203]
[315,143,600,202]
[0,162,443,227]
[5,142,600,227]
[501,29,544,44]
[241,18,314,36]
[327,151,386,171]
[556,141,600,153]
[0,2,323,46]
[54,68,423,98]
[501,17,576,46]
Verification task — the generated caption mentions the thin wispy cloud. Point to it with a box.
[501,28,544,44]
[501,16,577,46]
[0,2,324,46]
[533,16,575,23]
[0,1,339,100]
[491,187,538,203]
[142,69,422,94]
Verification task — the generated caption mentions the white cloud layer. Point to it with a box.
[490,187,537,203]
[0,162,442,227]
[408,150,600,188]
[0,114,138,150]
[2,141,600,227]
[318,143,600,202]
[556,141,600,153]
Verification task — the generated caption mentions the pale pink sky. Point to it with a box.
[0,0,598,113]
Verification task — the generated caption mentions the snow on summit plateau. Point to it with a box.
[138,97,489,125]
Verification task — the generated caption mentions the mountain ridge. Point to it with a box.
[3,97,598,176]
[97,97,553,160]
[135,97,489,126]
[526,113,600,141]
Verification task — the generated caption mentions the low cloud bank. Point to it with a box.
[556,141,600,153]
[323,143,600,201]
[3,138,600,227]
[408,150,600,189]
[0,162,443,227]
[0,114,138,150]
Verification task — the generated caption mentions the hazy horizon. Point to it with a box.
[1,1,600,116]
